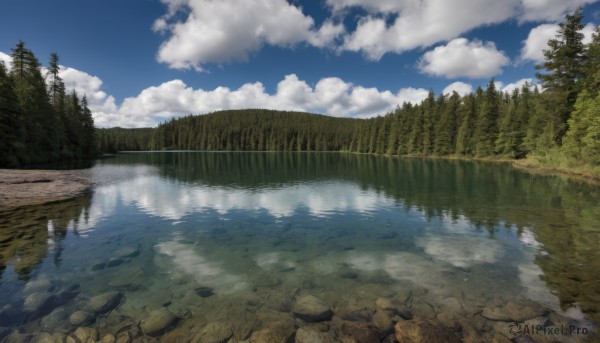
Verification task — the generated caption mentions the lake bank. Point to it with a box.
[0,169,92,210]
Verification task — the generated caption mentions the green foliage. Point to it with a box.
[0,41,96,168]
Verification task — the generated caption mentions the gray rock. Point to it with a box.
[191,322,233,343]
[112,246,140,259]
[140,307,177,336]
[339,321,383,343]
[65,327,99,343]
[84,291,123,313]
[107,258,124,267]
[295,325,335,343]
[69,311,94,326]
[293,295,333,322]
[394,317,461,343]
[99,334,116,343]
[24,278,55,294]
[481,300,549,322]
[24,292,52,313]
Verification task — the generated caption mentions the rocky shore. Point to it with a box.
[0,169,92,210]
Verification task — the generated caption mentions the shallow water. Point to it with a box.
[1,152,599,342]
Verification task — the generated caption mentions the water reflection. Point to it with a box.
[1,152,599,342]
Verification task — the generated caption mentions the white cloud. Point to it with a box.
[340,1,518,60]
[117,74,429,126]
[442,82,473,96]
[520,0,598,22]
[521,22,596,63]
[501,78,537,94]
[154,0,344,70]
[0,52,11,70]
[419,38,510,79]
[328,0,600,60]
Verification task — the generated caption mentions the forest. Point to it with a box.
[0,42,96,167]
[96,9,600,176]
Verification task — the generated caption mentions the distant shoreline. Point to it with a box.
[0,169,92,210]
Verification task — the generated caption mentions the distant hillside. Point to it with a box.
[98,109,363,152]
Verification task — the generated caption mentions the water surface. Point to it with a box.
[1,152,599,342]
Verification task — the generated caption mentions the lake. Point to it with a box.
[1,152,599,342]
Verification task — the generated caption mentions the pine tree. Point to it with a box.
[473,80,500,157]
[536,7,587,142]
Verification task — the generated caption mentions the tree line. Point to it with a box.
[97,9,600,172]
[0,41,96,167]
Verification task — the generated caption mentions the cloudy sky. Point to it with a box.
[1,0,599,127]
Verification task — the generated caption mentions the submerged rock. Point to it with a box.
[99,334,116,343]
[69,310,94,326]
[66,327,99,343]
[339,321,383,343]
[112,245,140,259]
[293,295,333,322]
[394,317,461,343]
[372,309,394,334]
[295,325,335,343]
[24,278,55,294]
[195,286,215,298]
[29,332,64,343]
[23,291,53,313]
[249,328,288,343]
[84,291,123,313]
[141,307,177,336]
[191,322,233,343]
[481,300,549,322]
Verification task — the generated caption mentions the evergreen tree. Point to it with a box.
[473,81,500,157]
[536,7,587,141]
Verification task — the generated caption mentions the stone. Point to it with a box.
[66,327,99,343]
[338,308,373,322]
[112,245,140,259]
[249,328,288,343]
[115,331,132,343]
[372,310,394,334]
[24,278,55,294]
[192,322,233,343]
[293,295,333,322]
[91,262,106,271]
[481,300,549,322]
[23,291,53,313]
[84,291,123,313]
[339,321,383,343]
[375,297,413,320]
[140,307,177,336]
[107,258,124,267]
[195,286,215,298]
[69,311,94,326]
[100,334,116,343]
[394,318,461,343]
[30,333,64,343]
[410,300,436,320]
[295,325,336,343]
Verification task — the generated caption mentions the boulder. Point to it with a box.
[84,291,123,313]
[66,327,99,343]
[339,321,383,343]
[394,318,461,343]
[69,311,94,326]
[295,325,336,343]
[481,300,549,322]
[140,307,177,336]
[293,295,333,322]
[191,322,233,343]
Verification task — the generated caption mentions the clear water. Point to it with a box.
[1,152,599,342]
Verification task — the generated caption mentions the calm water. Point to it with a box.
[1,152,600,342]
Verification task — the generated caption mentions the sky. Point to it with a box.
[1,0,600,128]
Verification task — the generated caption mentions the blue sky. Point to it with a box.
[1,0,600,127]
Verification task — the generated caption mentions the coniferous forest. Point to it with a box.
[3,10,600,175]
[0,42,96,167]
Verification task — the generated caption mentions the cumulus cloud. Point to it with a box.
[501,78,538,94]
[519,0,598,22]
[117,74,430,126]
[521,22,596,63]
[0,52,11,69]
[154,0,344,70]
[442,82,473,96]
[327,0,599,60]
[419,38,510,79]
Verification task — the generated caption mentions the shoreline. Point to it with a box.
[0,169,92,211]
